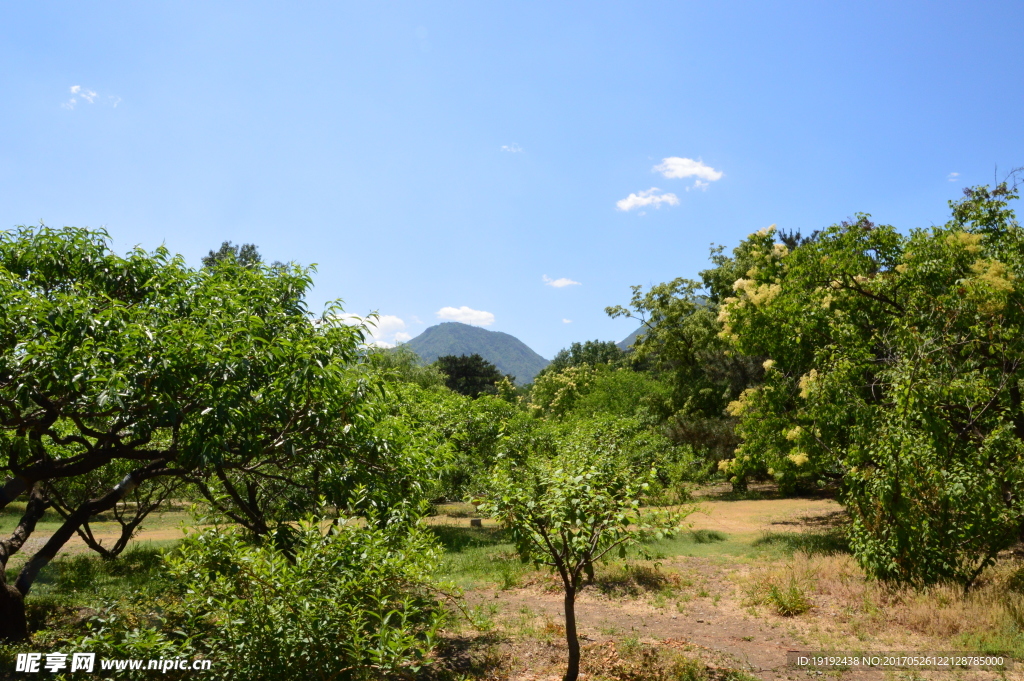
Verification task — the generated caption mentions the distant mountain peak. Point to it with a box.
[616,326,645,351]
[402,322,549,385]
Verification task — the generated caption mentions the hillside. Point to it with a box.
[616,325,645,351]
[402,322,549,384]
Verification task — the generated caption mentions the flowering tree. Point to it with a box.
[720,183,1024,586]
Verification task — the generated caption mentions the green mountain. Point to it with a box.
[616,326,645,351]
[402,322,549,384]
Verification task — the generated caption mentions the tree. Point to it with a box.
[365,346,446,390]
[483,425,685,681]
[373,381,527,502]
[201,240,263,268]
[0,226,380,639]
[721,183,1024,587]
[45,461,185,560]
[529,364,672,421]
[606,252,766,477]
[541,340,623,376]
[433,353,510,398]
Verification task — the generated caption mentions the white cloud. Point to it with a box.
[616,188,679,212]
[562,318,572,324]
[948,172,960,182]
[336,313,409,347]
[501,143,523,153]
[653,157,723,181]
[62,85,118,110]
[688,180,710,192]
[543,275,581,288]
[437,306,495,326]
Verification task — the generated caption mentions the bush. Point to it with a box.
[722,185,1024,587]
[71,521,446,680]
[749,575,812,617]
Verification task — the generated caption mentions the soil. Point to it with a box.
[444,494,1017,681]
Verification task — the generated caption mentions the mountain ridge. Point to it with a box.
[402,322,549,385]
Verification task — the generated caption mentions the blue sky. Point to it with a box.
[2,1,1023,358]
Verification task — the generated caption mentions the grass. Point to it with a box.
[27,545,169,604]
[593,562,689,598]
[641,528,847,562]
[9,545,174,641]
[747,550,1024,658]
[582,639,759,681]
[428,525,532,589]
[751,529,850,557]
[6,487,1021,679]
[748,576,813,616]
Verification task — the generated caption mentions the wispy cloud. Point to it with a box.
[61,85,119,110]
[501,143,524,153]
[543,275,581,288]
[653,157,723,181]
[948,172,960,182]
[653,157,723,191]
[616,188,679,212]
[562,318,572,324]
[437,306,495,326]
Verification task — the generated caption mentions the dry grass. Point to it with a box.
[593,562,690,598]
[581,640,754,681]
[746,550,1024,655]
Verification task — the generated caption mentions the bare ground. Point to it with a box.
[439,492,1020,681]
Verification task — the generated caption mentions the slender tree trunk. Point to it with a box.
[0,486,49,641]
[563,584,580,681]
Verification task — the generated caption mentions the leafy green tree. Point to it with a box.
[606,269,763,473]
[528,364,599,419]
[376,381,526,502]
[365,346,446,389]
[529,364,671,422]
[201,240,263,268]
[721,183,1024,587]
[0,226,383,639]
[433,353,510,398]
[483,425,686,681]
[541,340,623,376]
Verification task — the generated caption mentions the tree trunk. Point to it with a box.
[15,479,136,595]
[0,475,30,513]
[0,485,50,642]
[15,464,168,596]
[0,584,28,641]
[563,584,580,681]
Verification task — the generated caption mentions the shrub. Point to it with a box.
[72,521,446,680]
